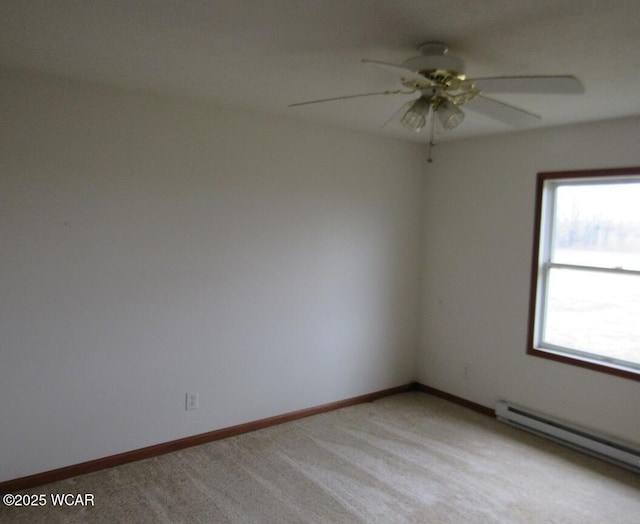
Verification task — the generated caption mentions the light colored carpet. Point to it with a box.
[2,392,639,523]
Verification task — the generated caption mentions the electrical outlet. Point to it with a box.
[186,392,199,411]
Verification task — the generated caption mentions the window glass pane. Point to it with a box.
[552,182,640,271]
[544,267,640,366]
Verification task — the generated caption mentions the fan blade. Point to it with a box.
[362,59,429,85]
[465,95,540,128]
[289,90,410,107]
[472,76,584,94]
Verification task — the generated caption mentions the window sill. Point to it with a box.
[528,346,640,381]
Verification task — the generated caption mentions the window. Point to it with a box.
[527,167,640,381]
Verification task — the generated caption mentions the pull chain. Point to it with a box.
[427,105,436,163]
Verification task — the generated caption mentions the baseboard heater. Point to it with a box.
[495,401,640,473]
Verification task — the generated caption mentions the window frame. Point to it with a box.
[527,167,640,381]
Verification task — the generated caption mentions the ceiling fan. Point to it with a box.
[290,42,584,161]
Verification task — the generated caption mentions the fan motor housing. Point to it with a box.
[401,42,465,77]
[401,55,465,77]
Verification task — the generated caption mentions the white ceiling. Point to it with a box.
[1,0,639,142]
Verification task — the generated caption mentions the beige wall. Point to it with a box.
[418,117,640,446]
[0,69,425,481]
